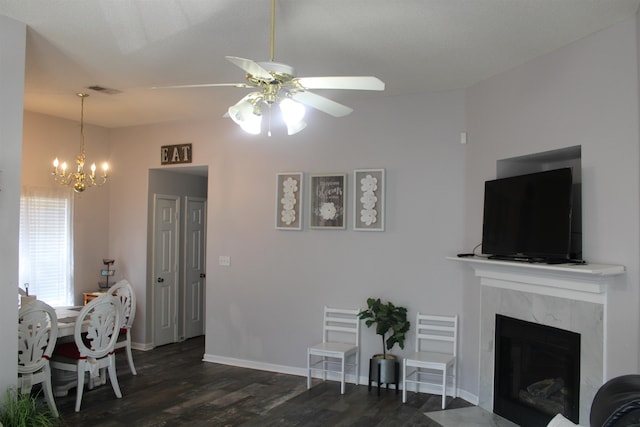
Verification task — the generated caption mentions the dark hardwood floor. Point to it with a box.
[54,337,472,426]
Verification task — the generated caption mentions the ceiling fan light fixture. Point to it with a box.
[279,97,305,125]
[228,95,263,135]
[162,0,384,136]
[279,97,306,135]
[240,114,262,135]
[285,120,307,136]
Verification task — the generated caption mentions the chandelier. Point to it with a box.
[52,93,109,192]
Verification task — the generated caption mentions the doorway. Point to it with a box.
[149,168,208,347]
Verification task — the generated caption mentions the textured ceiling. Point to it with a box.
[1,0,639,128]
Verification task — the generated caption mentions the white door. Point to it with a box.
[184,196,206,339]
[153,194,180,347]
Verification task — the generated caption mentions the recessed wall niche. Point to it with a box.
[495,145,582,260]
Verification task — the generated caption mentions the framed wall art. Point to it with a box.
[309,174,346,229]
[353,169,385,231]
[275,172,303,230]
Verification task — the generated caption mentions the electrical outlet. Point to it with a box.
[219,255,231,266]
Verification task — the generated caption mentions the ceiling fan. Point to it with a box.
[157,0,385,135]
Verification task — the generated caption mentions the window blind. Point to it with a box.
[19,186,74,306]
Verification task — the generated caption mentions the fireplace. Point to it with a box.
[494,314,581,427]
[451,256,624,424]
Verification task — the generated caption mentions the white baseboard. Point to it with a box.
[203,353,307,377]
[458,389,479,405]
[202,353,479,405]
[131,341,154,351]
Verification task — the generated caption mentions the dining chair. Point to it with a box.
[18,300,59,417]
[402,313,458,409]
[107,279,137,375]
[50,294,122,412]
[307,306,360,394]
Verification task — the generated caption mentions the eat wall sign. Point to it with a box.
[161,143,192,165]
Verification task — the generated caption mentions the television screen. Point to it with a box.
[482,168,574,262]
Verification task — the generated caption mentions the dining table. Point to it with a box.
[54,305,84,338]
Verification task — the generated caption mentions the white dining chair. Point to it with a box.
[307,306,361,395]
[402,313,458,409]
[108,279,137,375]
[18,300,59,417]
[51,295,122,412]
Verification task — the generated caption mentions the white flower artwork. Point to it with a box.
[359,175,378,225]
[319,202,337,220]
[276,173,303,230]
[354,169,385,231]
[309,174,346,229]
[280,177,298,224]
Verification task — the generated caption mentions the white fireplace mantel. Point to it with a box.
[449,256,625,304]
[451,256,625,423]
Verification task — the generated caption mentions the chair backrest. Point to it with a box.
[322,306,360,346]
[74,295,121,359]
[18,300,58,374]
[415,313,458,356]
[107,279,136,329]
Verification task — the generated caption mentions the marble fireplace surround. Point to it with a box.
[451,257,625,425]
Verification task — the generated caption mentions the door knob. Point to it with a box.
[200,273,206,278]
[157,277,164,283]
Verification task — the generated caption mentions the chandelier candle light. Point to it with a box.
[52,93,109,192]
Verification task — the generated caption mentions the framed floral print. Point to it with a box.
[353,169,385,231]
[276,172,303,230]
[309,174,346,229]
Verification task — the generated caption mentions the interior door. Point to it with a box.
[184,196,206,339]
[153,194,180,347]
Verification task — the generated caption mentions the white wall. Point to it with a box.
[203,91,467,369]
[107,89,469,385]
[464,15,640,399]
[0,15,25,394]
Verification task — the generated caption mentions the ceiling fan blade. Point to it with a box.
[226,56,273,81]
[291,91,353,117]
[296,76,385,91]
[152,83,254,89]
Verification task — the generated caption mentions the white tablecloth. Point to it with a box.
[54,306,83,337]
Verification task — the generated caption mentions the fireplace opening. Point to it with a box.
[494,314,581,427]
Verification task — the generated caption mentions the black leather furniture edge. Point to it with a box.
[590,374,640,427]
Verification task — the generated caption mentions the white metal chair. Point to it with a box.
[107,279,137,375]
[307,306,360,394]
[51,295,122,412]
[18,300,59,417]
[402,313,458,409]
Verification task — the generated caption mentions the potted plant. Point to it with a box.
[358,297,410,389]
[0,388,60,427]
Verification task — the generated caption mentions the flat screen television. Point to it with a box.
[482,167,576,263]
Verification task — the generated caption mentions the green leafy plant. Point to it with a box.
[0,388,60,427]
[358,297,410,359]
